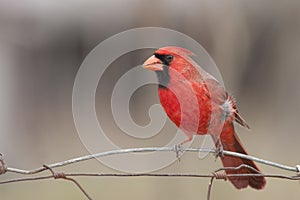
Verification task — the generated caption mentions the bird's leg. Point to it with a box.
[214,139,224,160]
[180,135,193,145]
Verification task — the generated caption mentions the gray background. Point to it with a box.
[0,0,299,199]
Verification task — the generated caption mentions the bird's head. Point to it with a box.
[143,46,195,71]
[143,46,197,88]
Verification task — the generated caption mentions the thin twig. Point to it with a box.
[64,177,93,200]
[43,165,93,200]
[5,147,300,175]
[207,176,215,200]
[0,175,53,184]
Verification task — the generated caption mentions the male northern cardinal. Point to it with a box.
[143,46,266,189]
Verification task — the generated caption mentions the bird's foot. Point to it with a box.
[173,136,193,161]
[174,144,184,161]
[214,141,224,160]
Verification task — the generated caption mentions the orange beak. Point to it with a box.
[143,55,164,71]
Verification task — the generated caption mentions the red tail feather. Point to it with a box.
[217,124,266,189]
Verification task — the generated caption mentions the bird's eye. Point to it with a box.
[165,55,173,63]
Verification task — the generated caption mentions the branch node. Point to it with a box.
[207,168,228,200]
[43,165,66,179]
[208,165,260,199]
[0,153,7,175]
[296,165,300,174]
[43,165,92,199]
[212,171,227,180]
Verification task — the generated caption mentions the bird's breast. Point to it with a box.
[158,81,213,135]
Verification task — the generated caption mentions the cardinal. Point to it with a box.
[143,46,266,190]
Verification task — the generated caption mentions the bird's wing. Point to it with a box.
[202,78,250,129]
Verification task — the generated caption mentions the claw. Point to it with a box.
[214,140,224,160]
[173,136,193,161]
[174,144,183,161]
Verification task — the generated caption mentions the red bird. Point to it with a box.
[143,46,266,190]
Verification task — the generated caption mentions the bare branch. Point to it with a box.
[1,165,300,200]
[6,147,300,175]
[1,172,300,185]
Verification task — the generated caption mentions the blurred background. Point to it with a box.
[0,0,300,199]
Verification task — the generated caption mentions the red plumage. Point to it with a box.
[143,46,266,189]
